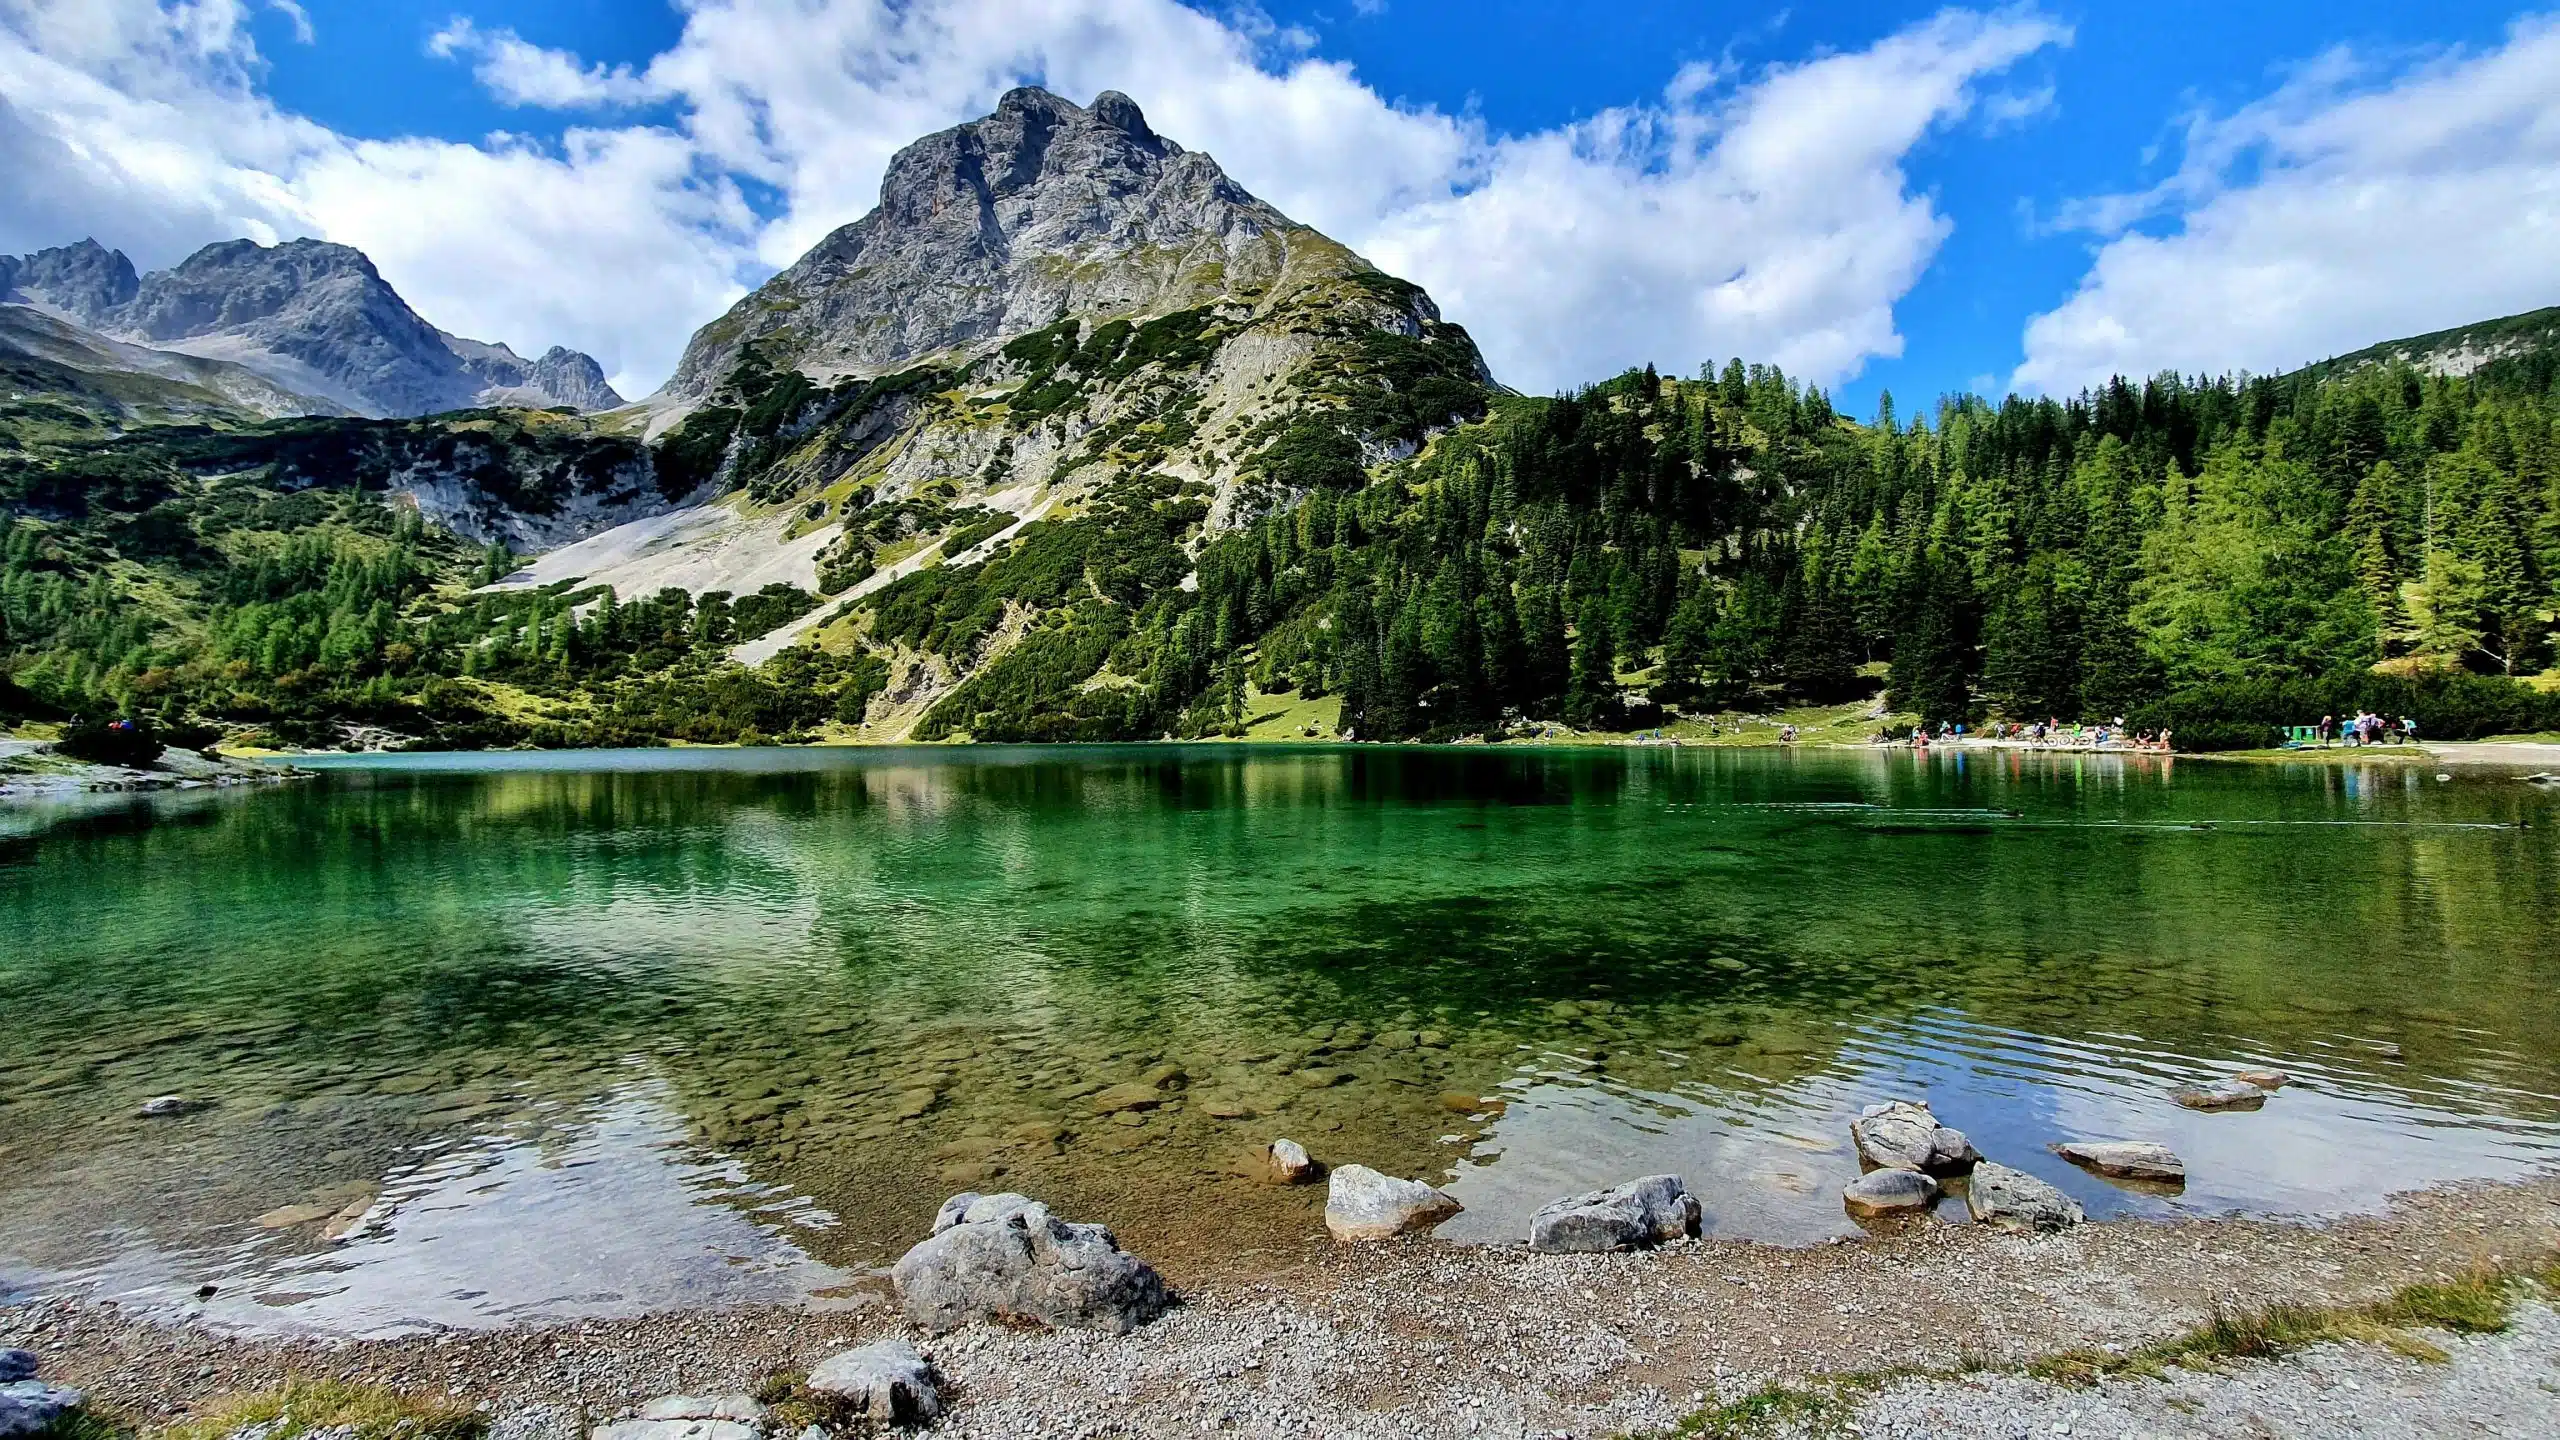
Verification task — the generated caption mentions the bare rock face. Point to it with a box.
[1324,1164,1463,1241]
[1965,1162,2085,1233]
[1850,1100,1981,1175]
[3,237,622,418]
[892,1192,1168,1333]
[0,1380,86,1440]
[665,88,1312,397]
[1527,1174,1701,1252]
[2055,1140,2186,1182]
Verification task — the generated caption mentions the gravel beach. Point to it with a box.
[9,1174,2558,1438]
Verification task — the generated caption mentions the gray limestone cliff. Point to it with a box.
[660,86,1465,398]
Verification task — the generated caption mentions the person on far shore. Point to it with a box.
[2319,714,2335,747]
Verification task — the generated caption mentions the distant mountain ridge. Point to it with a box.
[2292,304,2560,389]
[1,237,622,418]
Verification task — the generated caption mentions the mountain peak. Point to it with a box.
[661,86,1303,399]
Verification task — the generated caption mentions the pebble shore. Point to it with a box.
[9,1175,2557,1438]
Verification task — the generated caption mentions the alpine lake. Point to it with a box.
[4,743,2557,1337]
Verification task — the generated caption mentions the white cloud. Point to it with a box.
[2016,15,2560,394]
[1,0,2067,398]
[427,19,661,110]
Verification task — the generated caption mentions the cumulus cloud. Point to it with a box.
[2,0,2067,397]
[427,19,661,110]
[2015,14,2560,394]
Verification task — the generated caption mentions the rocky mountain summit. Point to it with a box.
[1,237,622,418]
[664,87,1373,398]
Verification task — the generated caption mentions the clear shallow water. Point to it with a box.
[3,744,2557,1333]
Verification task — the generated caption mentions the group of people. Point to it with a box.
[1867,718,2176,752]
[2316,712,2418,747]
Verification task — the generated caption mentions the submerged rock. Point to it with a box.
[2173,1081,2269,1111]
[590,1395,763,1440]
[1965,1162,2085,1233]
[2055,1140,2187,1182]
[895,1192,1167,1333]
[1324,1164,1462,1241]
[137,1095,204,1118]
[1267,1138,1320,1184]
[1527,1174,1700,1253]
[0,1381,84,1439]
[2232,1069,2291,1090]
[1849,1100,1979,1175]
[1842,1168,1939,1219]
[806,1339,941,1426]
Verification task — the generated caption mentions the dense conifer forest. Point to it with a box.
[6,321,2560,751]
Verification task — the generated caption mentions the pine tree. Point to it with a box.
[1564,596,1617,728]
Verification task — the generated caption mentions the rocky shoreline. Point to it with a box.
[0,739,300,802]
[9,1171,2557,1440]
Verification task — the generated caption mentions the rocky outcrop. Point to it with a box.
[1324,1164,1463,1241]
[2055,1141,2186,1182]
[3,237,621,418]
[1965,1162,2085,1233]
[806,1339,941,1426]
[1527,1175,1700,1253]
[1850,1100,1980,1175]
[1842,1168,1940,1219]
[891,1192,1168,1333]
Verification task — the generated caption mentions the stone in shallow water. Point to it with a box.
[1528,1174,1700,1252]
[1842,1168,1939,1219]
[2173,1081,2268,1111]
[1267,1138,1319,1184]
[137,1095,204,1117]
[1849,1100,1979,1175]
[1089,1082,1164,1115]
[2232,1069,2291,1090]
[2055,1140,2186,1182]
[806,1339,941,1426]
[1965,1162,2084,1233]
[1324,1164,1462,1241]
[895,1192,1167,1334]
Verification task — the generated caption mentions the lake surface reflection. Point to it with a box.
[3,744,2556,1332]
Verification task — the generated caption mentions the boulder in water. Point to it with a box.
[1267,1138,1320,1184]
[2232,1069,2290,1090]
[2055,1141,2186,1182]
[2173,1081,2268,1111]
[1965,1162,2085,1233]
[1324,1164,1462,1241]
[894,1192,1167,1333]
[1527,1174,1700,1253]
[1849,1100,1979,1174]
[1842,1168,1939,1219]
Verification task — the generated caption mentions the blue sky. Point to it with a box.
[7,2,2556,406]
